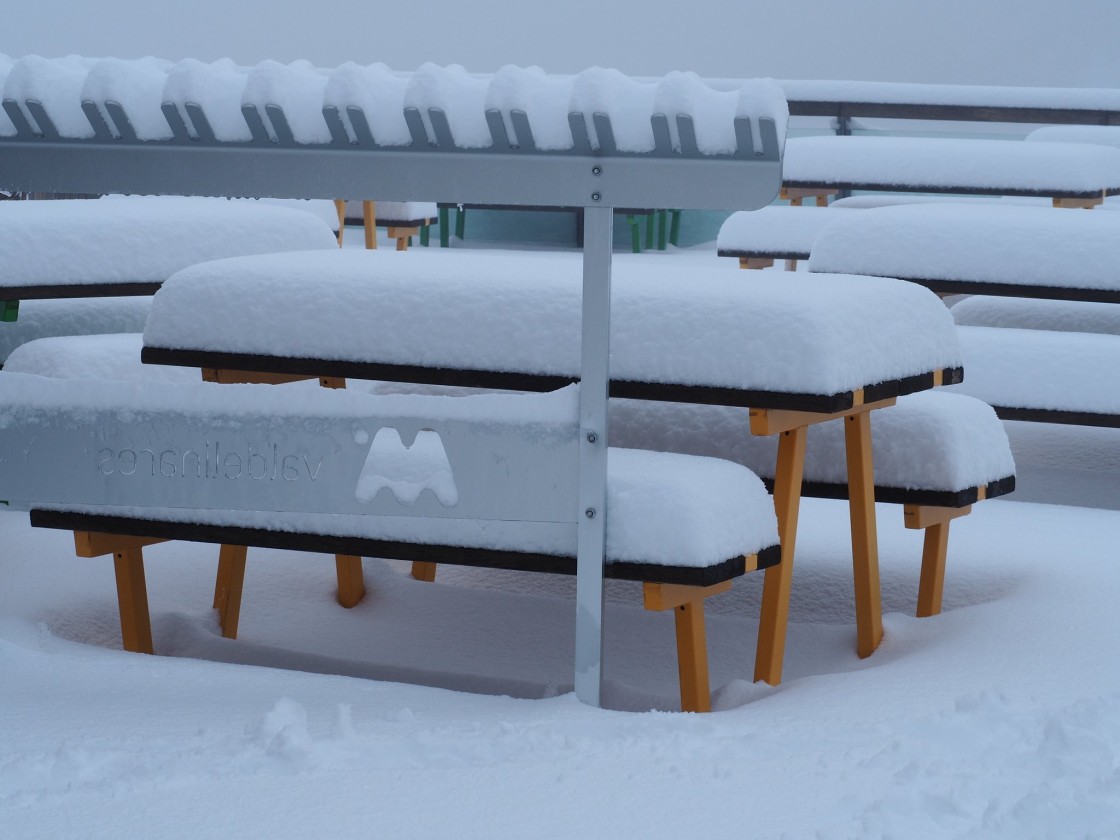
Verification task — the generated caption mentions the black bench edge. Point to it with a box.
[781,180,1117,201]
[142,346,957,415]
[829,273,1120,306]
[775,473,1016,508]
[993,406,1120,429]
[0,282,162,300]
[786,100,1120,127]
[29,509,780,589]
[716,247,812,262]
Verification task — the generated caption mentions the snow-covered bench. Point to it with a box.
[808,203,1120,427]
[781,136,1120,208]
[334,200,439,250]
[716,205,851,270]
[0,373,779,713]
[132,247,994,676]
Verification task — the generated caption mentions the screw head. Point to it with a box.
[592,166,602,176]
[586,431,598,444]
[585,508,596,519]
[591,192,601,202]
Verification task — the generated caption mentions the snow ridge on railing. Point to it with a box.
[0,56,785,160]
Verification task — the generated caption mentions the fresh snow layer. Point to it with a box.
[0,196,337,286]
[404,63,492,148]
[162,58,251,142]
[1027,125,1120,150]
[4,333,198,383]
[144,248,961,397]
[81,56,173,140]
[952,326,1120,414]
[716,205,851,256]
[0,297,151,363]
[242,59,331,144]
[951,296,1120,336]
[0,373,777,567]
[570,67,658,152]
[808,203,1120,291]
[612,389,1015,493]
[783,135,1120,194]
[3,54,96,138]
[485,64,575,151]
[323,62,411,146]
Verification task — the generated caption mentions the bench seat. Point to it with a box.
[716,205,850,267]
[951,297,1120,337]
[0,297,151,364]
[782,135,1120,202]
[952,326,1120,428]
[0,195,338,299]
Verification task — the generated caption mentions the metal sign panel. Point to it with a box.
[0,408,579,524]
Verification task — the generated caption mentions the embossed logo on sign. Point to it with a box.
[96,442,324,482]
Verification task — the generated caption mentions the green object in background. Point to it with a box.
[1,300,19,322]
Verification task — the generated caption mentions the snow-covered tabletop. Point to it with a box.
[783,136,1120,198]
[952,326,1120,418]
[143,249,961,404]
[808,203,1120,300]
[0,196,338,293]
[0,373,777,570]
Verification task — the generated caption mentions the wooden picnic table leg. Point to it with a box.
[216,543,247,638]
[904,503,974,618]
[363,200,378,250]
[845,409,884,658]
[113,545,154,654]
[753,425,807,685]
[645,579,733,713]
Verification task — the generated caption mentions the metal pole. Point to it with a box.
[574,204,612,707]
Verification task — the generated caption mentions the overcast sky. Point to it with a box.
[4,0,1119,87]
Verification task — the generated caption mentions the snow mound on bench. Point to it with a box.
[242,60,331,144]
[324,62,411,146]
[144,248,961,397]
[4,333,197,383]
[716,205,852,257]
[0,196,337,287]
[951,297,1120,336]
[0,298,151,364]
[1027,125,1120,150]
[953,326,1120,415]
[612,390,1014,493]
[809,203,1120,291]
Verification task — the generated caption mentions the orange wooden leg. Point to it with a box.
[363,200,377,249]
[754,426,807,685]
[214,544,246,638]
[844,410,884,658]
[411,561,437,582]
[916,521,950,618]
[336,555,366,608]
[113,547,153,654]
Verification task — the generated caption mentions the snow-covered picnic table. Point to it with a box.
[808,202,1120,427]
[781,136,1120,205]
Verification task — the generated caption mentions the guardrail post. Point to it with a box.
[575,203,612,707]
